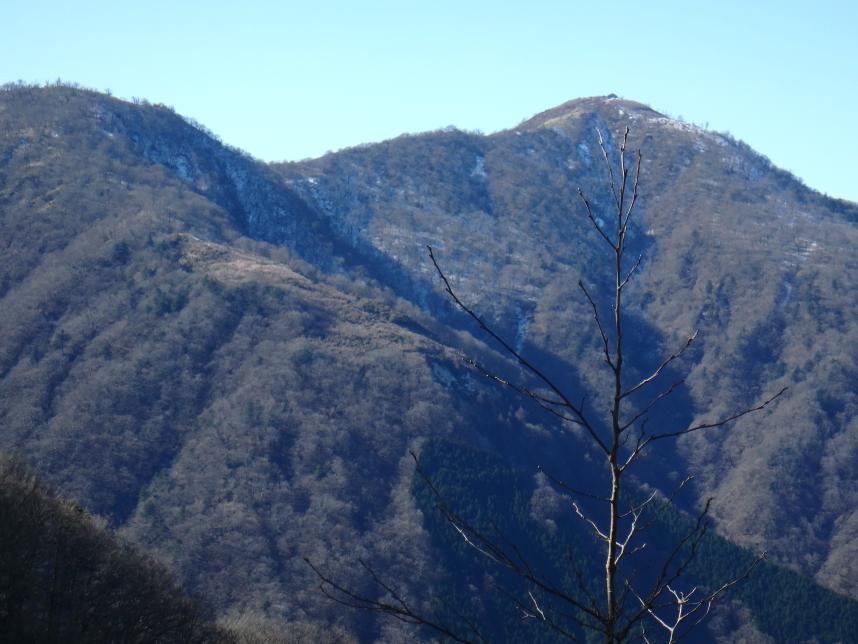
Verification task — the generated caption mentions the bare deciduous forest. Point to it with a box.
[2,83,858,641]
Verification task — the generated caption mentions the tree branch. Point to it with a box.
[619,254,643,291]
[596,128,622,217]
[304,558,485,644]
[463,356,583,426]
[572,501,609,542]
[537,465,611,503]
[621,150,642,233]
[579,279,615,371]
[622,331,698,400]
[428,245,609,454]
[620,378,686,435]
[577,188,617,250]
[411,451,606,624]
[648,386,788,442]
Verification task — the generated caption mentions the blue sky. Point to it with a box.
[4,1,857,202]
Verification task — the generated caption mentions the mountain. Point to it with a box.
[275,94,858,595]
[1,83,858,641]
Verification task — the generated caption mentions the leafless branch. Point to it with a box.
[630,552,764,643]
[494,585,586,641]
[619,253,643,290]
[637,477,695,536]
[620,499,714,636]
[304,558,485,644]
[649,386,788,442]
[463,357,583,426]
[528,591,547,621]
[620,432,652,473]
[337,127,782,643]
[620,490,658,519]
[622,331,698,400]
[411,451,606,624]
[677,553,764,635]
[537,465,610,503]
[614,506,646,566]
[579,279,615,371]
[489,520,538,579]
[572,501,609,542]
[620,377,686,434]
[577,188,617,251]
[596,128,622,216]
[623,150,642,227]
[428,245,609,454]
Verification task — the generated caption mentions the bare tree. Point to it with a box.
[311,127,786,643]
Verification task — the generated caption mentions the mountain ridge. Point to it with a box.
[2,83,858,640]
[274,91,858,600]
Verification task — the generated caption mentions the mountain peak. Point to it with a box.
[517,95,663,131]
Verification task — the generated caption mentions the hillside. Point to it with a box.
[0,84,577,641]
[2,83,858,641]
[0,453,228,642]
[276,95,858,597]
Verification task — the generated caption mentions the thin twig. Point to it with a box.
[579,279,615,371]
[428,246,609,454]
[648,386,788,442]
[622,331,699,400]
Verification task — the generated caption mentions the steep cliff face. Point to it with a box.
[3,85,858,640]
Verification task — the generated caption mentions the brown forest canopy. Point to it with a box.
[1,83,858,640]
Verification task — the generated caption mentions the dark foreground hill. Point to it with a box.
[0,454,356,643]
[1,84,858,641]
[0,453,228,642]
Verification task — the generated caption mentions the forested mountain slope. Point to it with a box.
[0,454,229,642]
[0,85,585,640]
[276,96,858,597]
[2,84,858,641]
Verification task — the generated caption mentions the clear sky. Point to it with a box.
[4,1,857,202]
